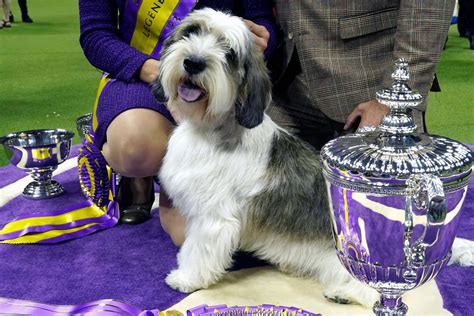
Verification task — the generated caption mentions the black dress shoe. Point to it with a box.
[22,15,33,23]
[117,176,154,224]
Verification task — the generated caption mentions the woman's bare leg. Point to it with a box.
[102,108,172,223]
[159,186,186,246]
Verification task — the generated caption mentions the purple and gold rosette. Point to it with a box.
[78,137,112,209]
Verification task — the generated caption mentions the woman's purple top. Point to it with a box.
[79,0,279,82]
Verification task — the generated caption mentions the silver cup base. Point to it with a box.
[373,301,408,316]
[23,180,65,199]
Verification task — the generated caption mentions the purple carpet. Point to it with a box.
[0,145,473,315]
[0,146,186,311]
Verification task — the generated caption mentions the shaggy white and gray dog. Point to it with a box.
[153,8,379,306]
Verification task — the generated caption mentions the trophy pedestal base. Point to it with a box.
[23,180,65,199]
[373,300,408,316]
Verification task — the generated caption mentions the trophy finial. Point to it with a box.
[391,58,410,82]
[376,59,423,134]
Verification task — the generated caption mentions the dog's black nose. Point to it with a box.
[183,56,206,75]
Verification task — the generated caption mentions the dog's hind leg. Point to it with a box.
[247,235,378,307]
[166,215,241,293]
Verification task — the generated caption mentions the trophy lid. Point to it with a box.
[321,59,473,180]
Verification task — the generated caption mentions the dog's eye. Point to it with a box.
[225,49,237,65]
[182,24,200,37]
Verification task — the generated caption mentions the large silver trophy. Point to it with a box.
[1,129,74,199]
[321,59,473,315]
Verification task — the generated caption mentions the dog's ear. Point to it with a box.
[235,49,272,129]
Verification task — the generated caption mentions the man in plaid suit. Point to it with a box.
[269,0,455,150]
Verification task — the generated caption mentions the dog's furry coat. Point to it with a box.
[154,8,378,306]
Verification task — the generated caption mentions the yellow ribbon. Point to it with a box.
[92,75,112,131]
[130,0,180,55]
[3,222,99,244]
[0,204,106,236]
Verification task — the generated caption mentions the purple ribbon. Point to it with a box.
[0,297,159,315]
[0,200,119,243]
[8,199,97,221]
[40,200,119,244]
[0,300,322,316]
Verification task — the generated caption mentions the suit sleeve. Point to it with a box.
[382,0,455,110]
[78,0,151,81]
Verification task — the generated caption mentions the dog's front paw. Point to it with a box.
[165,269,204,293]
[324,284,378,308]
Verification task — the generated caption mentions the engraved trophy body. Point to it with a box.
[321,59,472,315]
[1,129,74,199]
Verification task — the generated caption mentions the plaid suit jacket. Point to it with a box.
[274,0,455,123]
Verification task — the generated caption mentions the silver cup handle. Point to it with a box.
[403,174,446,282]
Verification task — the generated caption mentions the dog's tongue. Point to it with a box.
[178,83,204,102]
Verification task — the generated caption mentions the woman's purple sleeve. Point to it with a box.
[78,0,150,81]
[240,0,280,59]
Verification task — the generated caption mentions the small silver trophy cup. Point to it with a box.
[76,113,92,140]
[321,59,473,315]
[1,129,75,199]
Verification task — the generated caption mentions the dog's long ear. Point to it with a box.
[235,48,272,129]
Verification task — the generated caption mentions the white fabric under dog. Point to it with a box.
[170,266,450,316]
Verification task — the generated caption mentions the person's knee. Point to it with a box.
[103,109,172,176]
[106,133,166,176]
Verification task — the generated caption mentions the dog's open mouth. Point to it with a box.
[178,80,206,103]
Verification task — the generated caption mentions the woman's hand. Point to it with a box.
[139,59,160,83]
[243,19,269,53]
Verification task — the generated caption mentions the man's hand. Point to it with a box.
[243,19,269,53]
[344,99,390,131]
[139,59,160,84]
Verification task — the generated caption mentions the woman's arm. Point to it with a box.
[78,0,151,81]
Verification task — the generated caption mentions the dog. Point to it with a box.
[153,8,380,307]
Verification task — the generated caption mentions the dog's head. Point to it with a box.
[153,8,271,129]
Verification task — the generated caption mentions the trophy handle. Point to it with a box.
[403,174,446,282]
